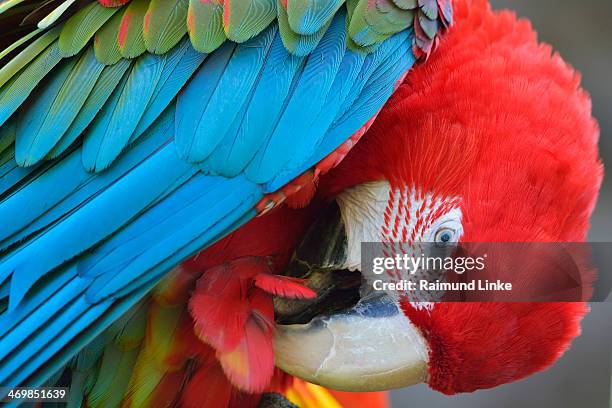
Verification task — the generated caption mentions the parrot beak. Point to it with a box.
[274,292,429,391]
[273,201,430,391]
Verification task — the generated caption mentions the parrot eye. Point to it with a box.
[434,227,457,247]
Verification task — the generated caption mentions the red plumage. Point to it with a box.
[184,206,319,394]
[320,0,601,394]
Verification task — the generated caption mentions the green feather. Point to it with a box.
[0,41,63,128]
[119,0,149,59]
[143,0,189,55]
[59,2,119,57]
[15,47,105,166]
[223,0,276,43]
[348,0,413,47]
[373,0,414,29]
[0,115,16,154]
[108,301,148,351]
[87,345,139,408]
[122,349,167,408]
[286,0,344,35]
[277,0,332,57]
[0,0,27,14]
[48,58,132,159]
[392,0,418,9]
[0,26,60,89]
[187,0,225,53]
[94,10,123,65]
[0,27,44,64]
[38,0,79,29]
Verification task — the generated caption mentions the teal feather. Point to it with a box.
[131,38,206,141]
[16,48,105,166]
[175,25,276,163]
[201,31,305,177]
[48,58,132,159]
[245,10,347,183]
[0,41,63,128]
[81,53,168,172]
[286,0,344,35]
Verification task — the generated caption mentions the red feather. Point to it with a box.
[402,301,587,395]
[254,274,316,299]
[189,263,252,352]
[183,361,233,408]
[98,0,131,7]
[216,288,275,393]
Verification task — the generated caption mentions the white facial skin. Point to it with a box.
[336,180,463,272]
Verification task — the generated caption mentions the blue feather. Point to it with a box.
[245,10,347,184]
[81,52,172,172]
[286,0,344,35]
[175,26,277,163]
[0,108,175,252]
[174,41,236,161]
[1,143,196,310]
[84,173,262,302]
[0,154,37,197]
[0,296,113,387]
[131,40,207,140]
[0,265,77,338]
[0,115,16,154]
[265,32,415,192]
[201,32,305,177]
[0,271,89,363]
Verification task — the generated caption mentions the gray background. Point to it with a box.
[392,1,612,407]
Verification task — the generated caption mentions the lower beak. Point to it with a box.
[274,293,430,392]
[272,201,430,391]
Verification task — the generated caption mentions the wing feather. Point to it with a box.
[175,25,276,163]
[16,47,104,166]
[58,1,119,57]
[93,10,123,64]
[143,0,188,55]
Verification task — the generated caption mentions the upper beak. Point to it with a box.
[273,201,430,392]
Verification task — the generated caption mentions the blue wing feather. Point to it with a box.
[81,52,173,172]
[174,42,236,162]
[131,40,207,140]
[201,33,306,177]
[0,108,175,252]
[175,26,278,163]
[245,10,347,184]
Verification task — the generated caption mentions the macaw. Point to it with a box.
[0,0,603,407]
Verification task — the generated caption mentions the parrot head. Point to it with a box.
[274,0,602,395]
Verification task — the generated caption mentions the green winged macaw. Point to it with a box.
[0,0,603,407]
